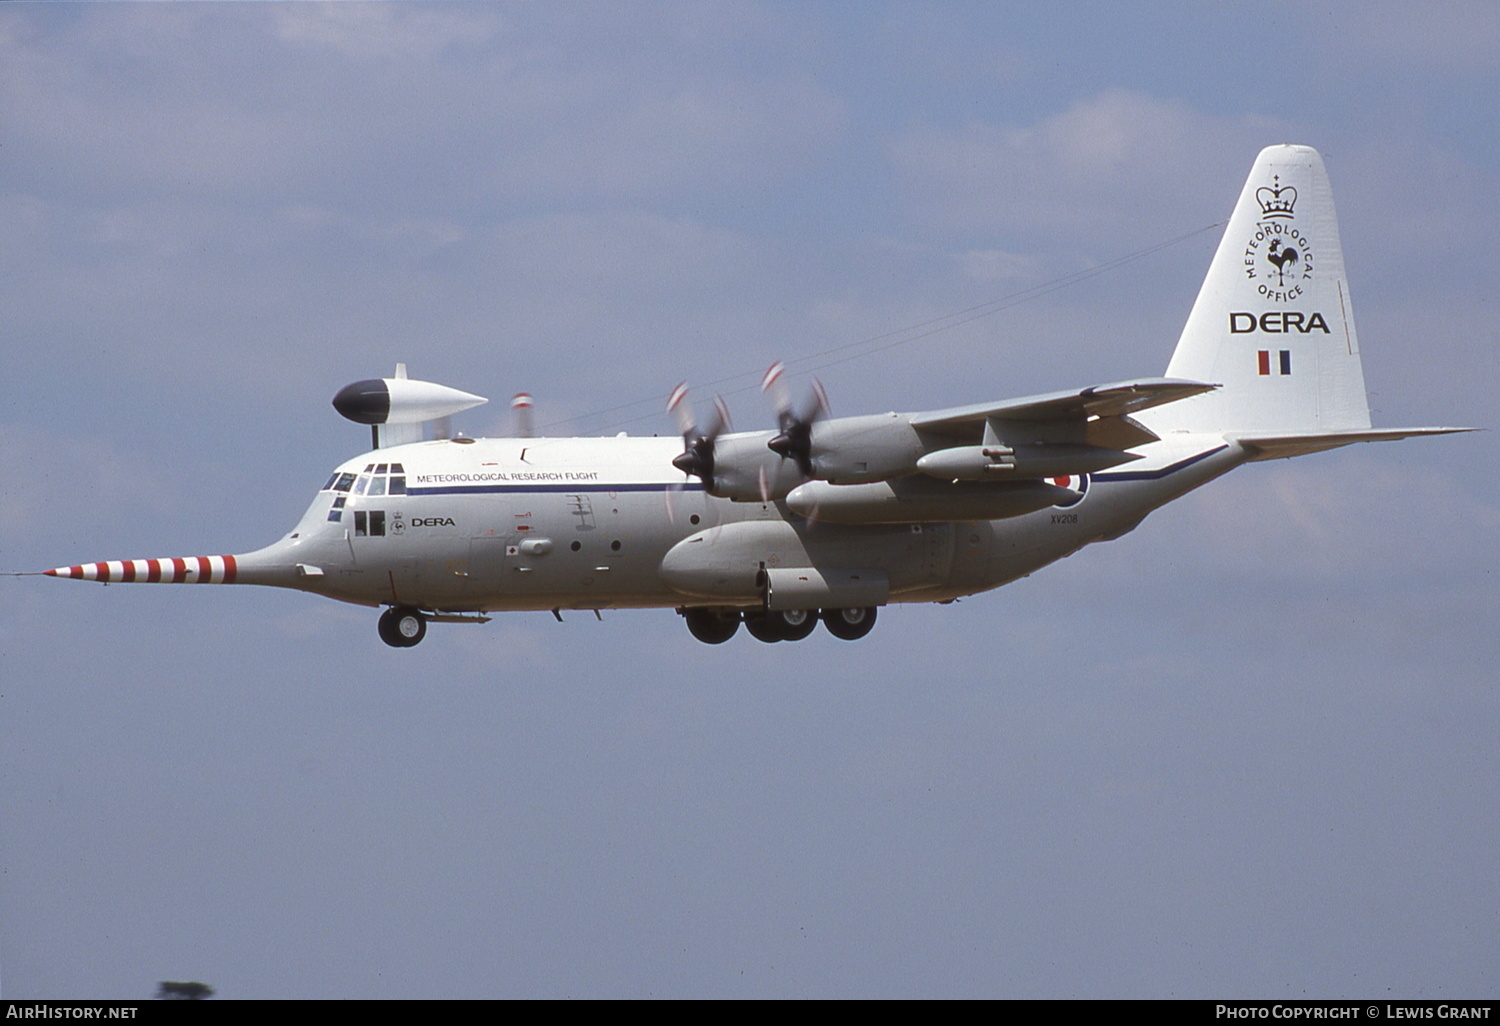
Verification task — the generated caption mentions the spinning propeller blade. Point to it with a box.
[762,362,829,478]
[667,383,730,490]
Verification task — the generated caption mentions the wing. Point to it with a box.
[910,377,1217,452]
[699,377,1221,499]
[911,377,1217,435]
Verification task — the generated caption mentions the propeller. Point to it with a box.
[761,361,829,478]
[667,382,730,491]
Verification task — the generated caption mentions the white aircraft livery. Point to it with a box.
[40,145,1469,647]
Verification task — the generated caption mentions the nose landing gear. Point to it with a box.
[378,606,427,648]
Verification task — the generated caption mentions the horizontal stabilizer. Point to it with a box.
[911,378,1217,435]
[1232,426,1476,462]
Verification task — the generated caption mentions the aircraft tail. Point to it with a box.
[1159,144,1371,436]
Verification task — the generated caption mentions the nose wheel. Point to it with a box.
[378,606,427,648]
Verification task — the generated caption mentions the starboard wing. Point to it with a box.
[910,378,1217,436]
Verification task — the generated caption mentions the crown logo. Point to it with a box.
[1256,175,1297,219]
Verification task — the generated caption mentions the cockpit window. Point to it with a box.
[389,476,407,495]
[353,476,368,495]
[368,477,387,497]
[322,472,339,491]
[332,473,356,492]
[390,463,405,473]
[375,463,389,475]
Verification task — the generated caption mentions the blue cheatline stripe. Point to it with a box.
[1091,445,1229,483]
[409,447,1229,496]
[409,482,703,497]
[1280,349,1292,376]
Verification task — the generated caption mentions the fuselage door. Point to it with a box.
[468,524,516,605]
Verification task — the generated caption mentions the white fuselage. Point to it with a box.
[241,431,1244,614]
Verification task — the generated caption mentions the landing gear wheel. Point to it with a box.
[822,606,877,641]
[683,608,740,645]
[743,612,785,643]
[379,606,427,648]
[775,608,818,642]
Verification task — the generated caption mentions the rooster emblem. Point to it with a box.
[1266,238,1299,286]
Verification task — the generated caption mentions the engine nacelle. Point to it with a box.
[699,431,808,501]
[806,413,928,484]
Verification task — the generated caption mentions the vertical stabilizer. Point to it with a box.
[1160,145,1371,435]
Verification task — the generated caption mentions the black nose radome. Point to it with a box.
[332,379,391,425]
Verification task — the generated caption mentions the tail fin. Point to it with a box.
[1161,144,1371,435]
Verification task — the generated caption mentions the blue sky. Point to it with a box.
[2,1,1496,998]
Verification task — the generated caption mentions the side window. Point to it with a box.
[352,509,387,537]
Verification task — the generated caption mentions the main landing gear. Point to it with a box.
[681,606,878,644]
[378,605,427,648]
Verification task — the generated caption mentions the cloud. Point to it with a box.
[887,89,1282,245]
[1139,447,1498,587]
[0,3,847,214]
[955,248,1037,283]
[1299,0,1500,77]
[0,425,181,551]
[270,2,499,61]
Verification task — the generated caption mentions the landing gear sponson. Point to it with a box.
[680,606,877,644]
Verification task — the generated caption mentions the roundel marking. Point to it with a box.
[1051,473,1090,509]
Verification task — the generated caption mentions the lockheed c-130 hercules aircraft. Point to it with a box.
[39,145,1469,647]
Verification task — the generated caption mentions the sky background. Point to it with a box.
[2,0,1496,999]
